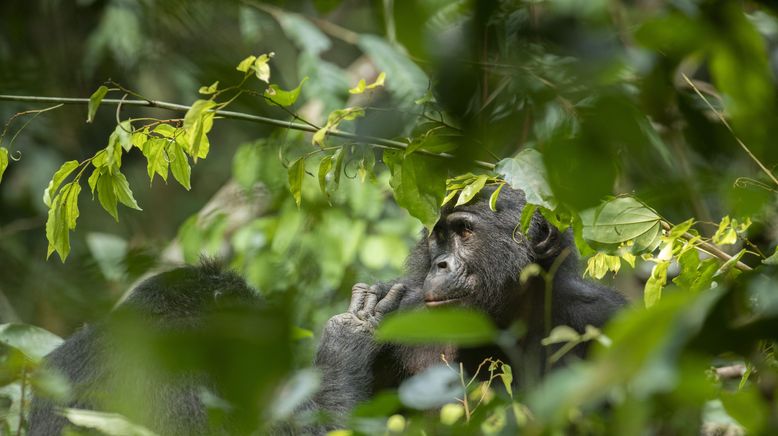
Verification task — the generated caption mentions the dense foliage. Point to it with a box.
[1,0,778,434]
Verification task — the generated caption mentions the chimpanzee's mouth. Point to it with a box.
[424,295,465,307]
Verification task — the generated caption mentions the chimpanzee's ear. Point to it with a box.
[532,218,562,260]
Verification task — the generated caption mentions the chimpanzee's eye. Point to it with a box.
[451,219,473,239]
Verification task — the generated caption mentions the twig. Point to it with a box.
[660,221,752,272]
[0,94,496,170]
[681,73,778,187]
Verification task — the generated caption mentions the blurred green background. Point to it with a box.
[1,0,778,434]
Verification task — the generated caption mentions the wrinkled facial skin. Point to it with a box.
[421,187,536,320]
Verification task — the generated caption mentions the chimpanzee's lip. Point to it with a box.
[424,296,464,307]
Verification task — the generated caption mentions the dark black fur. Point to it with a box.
[27,261,265,436]
[310,186,626,422]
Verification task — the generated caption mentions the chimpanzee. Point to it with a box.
[309,186,626,422]
[27,260,289,436]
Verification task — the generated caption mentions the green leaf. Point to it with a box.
[644,261,670,308]
[43,160,79,207]
[376,308,497,346]
[317,154,332,195]
[62,409,158,436]
[168,141,191,190]
[500,364,513,397]
[584,252,622,280]
[183,99,217,160]
[116,120,133,152]
[63,182,82,230]
[111,171,142,211]
[0,147,8,184]
[455,174,487,206]
[349,72,386,94]
[96,169,119,221]
[495,149,557,210]
[142,138,169,183]
[520,203,537,234]
[712,215,738,246]
[541,326,581,345]
[288,157,305,208]
[384,150,446,229]
[581,197,662,253]
[46,182,82,261]
[312,107,365,146]
[254,52,274,82]
[0,323,63,363]
[264,77,308,107]
[198,80,219,95]
[87,85,109,123]
[236,55,257,72]
[357,35,427,106]
[489,183,505,211]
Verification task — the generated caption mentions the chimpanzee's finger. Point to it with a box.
[357,292,378,320]
[375,283,407,316]
[348,283,369,314]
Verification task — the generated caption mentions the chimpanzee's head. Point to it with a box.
[420,186,568,322]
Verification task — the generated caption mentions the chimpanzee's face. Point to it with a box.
[421,188,537,317]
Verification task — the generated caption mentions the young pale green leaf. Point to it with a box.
[376,308,497,346]
[143,138,169,183]
[62,409,158,436]
[131,130,148,150]
[489,183,505,211]
[666,218,695,241]
[63,182,81,230]
[500,363,514,397]
[644,260,670,308]
[198,80,219,95]
[46,182,82,261]
[455,174,488,207]
[116,121,133,152]
[349,78,367,95]
[348,72,386,95]
[236,55,257,72]
[254,52,274,82]
[520,204,537,234]
[96,170,119,221]
[312,107,365,146]
[384,150,446,230]
[712,215,738,246]
[441,189,459,207]
[264,77,308,107]
[87,168,99,195]
[183,99,216,160]
[581,197,662,252]
[0,323,63,363]
[168,141,191,190]
[104,130,123,172]
[495,149,557,210]
[288,157,305,208]
[584,252,622,280]
[0,147,8,184]
[43,160,80,207]
[317,155,332,196]
[357,35,427,106]
[541,325,581,345]
[111,171,141,210]
[87,85,109,123]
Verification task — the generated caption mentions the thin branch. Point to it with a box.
[681,73,778,187]
[660,221,752,272]
[0,94,496,170]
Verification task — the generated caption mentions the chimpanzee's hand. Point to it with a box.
[316,283,408,366]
